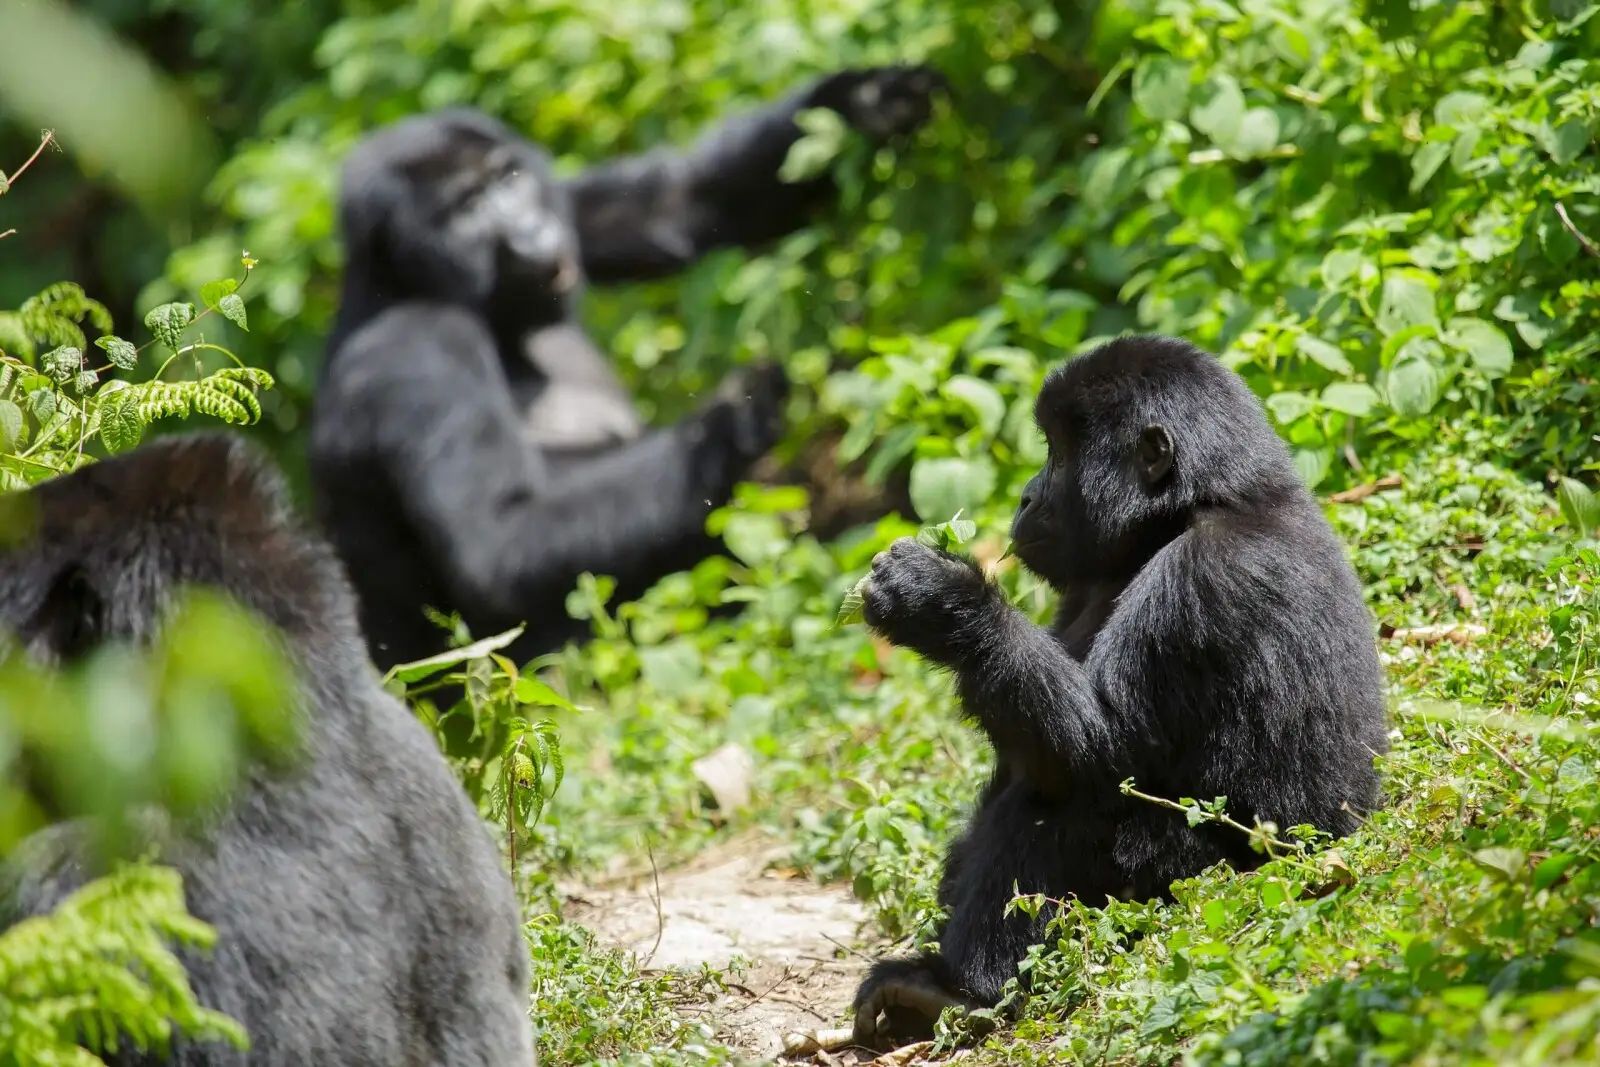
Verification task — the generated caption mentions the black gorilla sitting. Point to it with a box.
[851,336,1389,1044]
[0,436,532,1064]
[311,68,943,668]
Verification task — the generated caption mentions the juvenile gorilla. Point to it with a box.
[312,67,943,668]
[851,336,1389,1044]
[0,436,533,1065]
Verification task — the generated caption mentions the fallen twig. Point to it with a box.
[1382,622,1488,646]
[1327,473,1403,503]
[1556,201,1600,259]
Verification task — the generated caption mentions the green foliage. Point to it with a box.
[386,626,567,858]
[0,262,274,488]
[0,865,247,1065]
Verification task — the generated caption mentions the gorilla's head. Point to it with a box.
[1011,335,1298,587]
[337,109,579,329]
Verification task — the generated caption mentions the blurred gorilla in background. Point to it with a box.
[312,67,946,667]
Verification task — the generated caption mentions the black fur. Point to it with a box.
[311,67,944,667]
[0,435,533,1065]
[852,336,1389,1043]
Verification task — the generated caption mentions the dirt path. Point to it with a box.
[564,838,873,1061]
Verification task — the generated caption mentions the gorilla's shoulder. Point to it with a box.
[5,434,360,645]
[331,303,500,382]
[24,432,292,537]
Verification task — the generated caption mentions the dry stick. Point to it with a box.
[640,839,665,970]
[1555,201,1600,259]
[0,131,57,240]
[1327,473,1403,504]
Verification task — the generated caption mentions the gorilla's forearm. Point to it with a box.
[566,66,941,283]
[951,605,1125,789]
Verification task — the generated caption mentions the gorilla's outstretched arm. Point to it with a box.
[323,307,783,632]
[567,66,943,283]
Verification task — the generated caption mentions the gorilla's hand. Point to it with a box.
[807,66,948,140]
[687,361,790,495]
[862,538,993,661]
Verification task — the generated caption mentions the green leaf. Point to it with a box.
[1320,248,1363,288]
[98,389,144,454]
[1472,846,1526,883]
[909,457,997,523]
[1265,391,1316,424]
[384,626,526,684]
[835,575,870,627]
[1296,334,1353,375]
[73,369,98,394]
[514,675,578,712]
[1321,382,1380,417]
[1444,317,1512,378]
[144,302,196,350]
[1132,57,1191,121]
[95,334,139,370]
[218,294,249,332]
[1292,447,1331,488]
[1377,273,1439,335]
[1543,120,1589,165]
[0,398,21,449]
[1409,141,1449,192]
[1383,356,1442,417]
[1191,76,1244,145]
[41,345,82,383]
[1556,478,1600,535]
[1227,107,1280,159]
[1434,91,1489,127]
[942,375,1005,437]
[779,107,848,183]
[199,278,238,309]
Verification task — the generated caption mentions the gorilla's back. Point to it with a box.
[0,435,533,1065]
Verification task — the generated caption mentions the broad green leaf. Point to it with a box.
[1296,334,1353,375]
[218,294,249,332]
[384,626,526,684]
[1227,107,1280,159]
[0,399,21,449]
[779,107,848,183]
[73,369,98,394]
[1471,846,1526,882]
[144,302,196,350]
[1190,75,1244,145]
[95,334,138,370]
[1557,477,1600,535]
[41,345,81,383]
[1320,248,1363,288]
[1377,273,1438,335]
[942,375,1006,437]
[1435,91,1489,127]
[98,389,144,454]
[835,575,870,627]
[1444,317,1512,378]
[199,278,238,309]
[909,456,997,523]
[1265,391,1316,424]
[1132,57,1191,121]
[1409,141,1449,192]
[514,675,578,712]
[1321,382,1380,417]
[1383,356,1442,416]
[1543,120,1589,165]
[1292,447,1331,488]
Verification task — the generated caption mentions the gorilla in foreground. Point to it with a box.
[0,436,533,1064]
[312,67,944,668]
[851,336,1389,1045]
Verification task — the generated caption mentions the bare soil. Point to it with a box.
[564,838,880,1062]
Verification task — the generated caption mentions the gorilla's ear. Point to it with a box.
[28,564,104,662]
[1137,425,1175,485]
